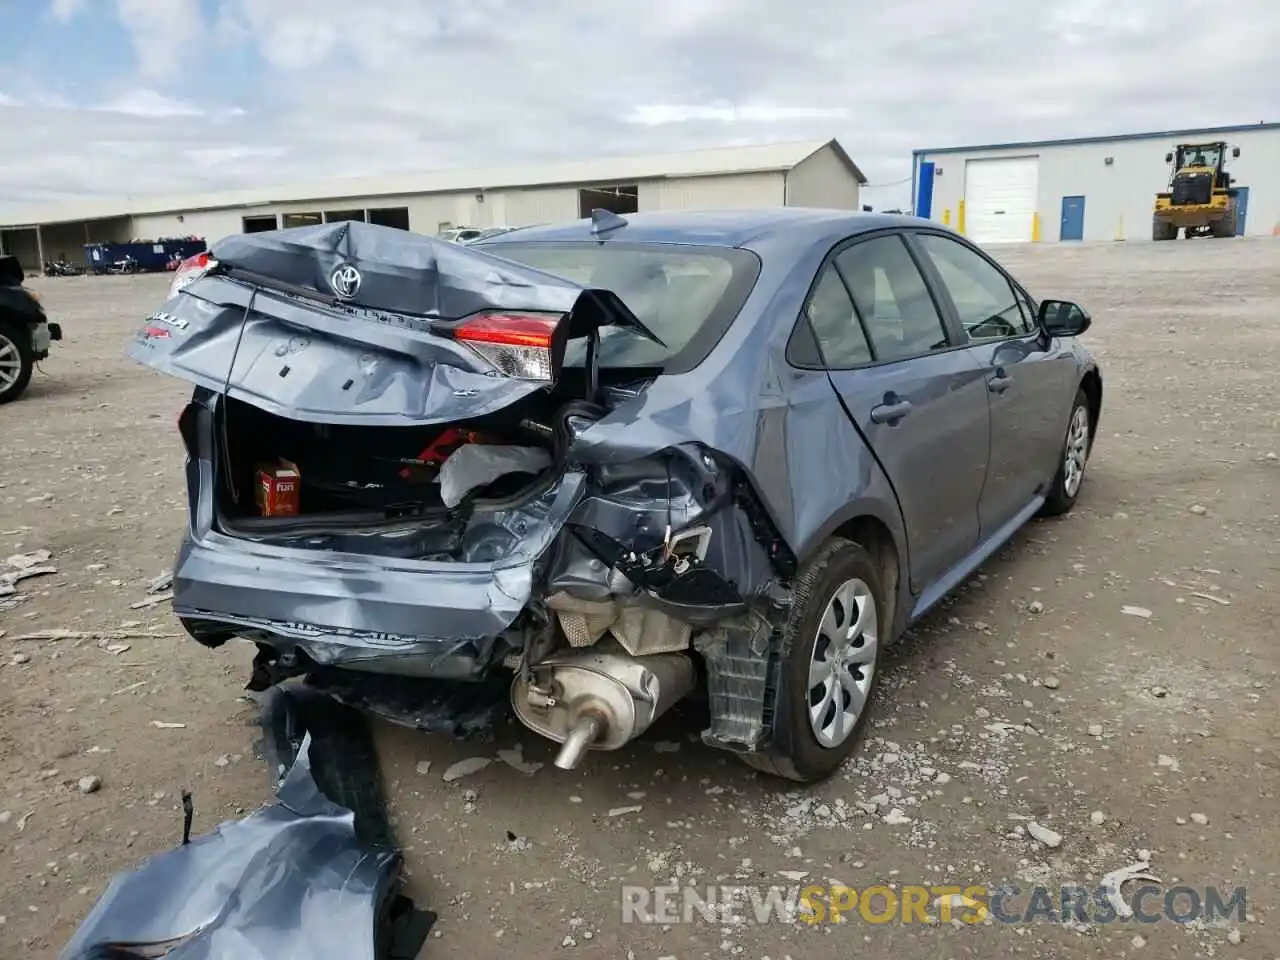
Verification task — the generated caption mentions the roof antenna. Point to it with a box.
[590,208,628,237]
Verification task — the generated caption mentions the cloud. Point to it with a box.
[49,0,85,22]
[95,89,206,118]
[113,0,204,81]
[626,105,851,125]
[4,0,1280,213]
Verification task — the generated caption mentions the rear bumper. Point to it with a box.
[31,321,59,359]
[174,458,587,679]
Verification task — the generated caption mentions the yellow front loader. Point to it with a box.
[1152,141,1243,240]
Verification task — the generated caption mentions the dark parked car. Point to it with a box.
[131,210,1101,782]
[0,255,62,403]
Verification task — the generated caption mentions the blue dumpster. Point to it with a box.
[85,238,208,275]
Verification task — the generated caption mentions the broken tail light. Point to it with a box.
[168,252,217,300]
[454,312,564,381]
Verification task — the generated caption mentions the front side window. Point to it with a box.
[914,233,1031,340]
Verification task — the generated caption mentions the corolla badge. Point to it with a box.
[329,263,362,299]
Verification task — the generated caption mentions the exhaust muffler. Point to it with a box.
[511,641,695,770]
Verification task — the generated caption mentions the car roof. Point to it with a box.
[477,208,928,250]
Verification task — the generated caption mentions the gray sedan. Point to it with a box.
[131,209,1101,782]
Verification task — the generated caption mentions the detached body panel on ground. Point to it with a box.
[130,213,1101,781]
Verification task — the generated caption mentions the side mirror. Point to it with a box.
[1165,152,1173,163]
[1232,146,1240,158]
[1038,300,1091,337]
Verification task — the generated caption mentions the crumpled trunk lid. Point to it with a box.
[127,220,656,427]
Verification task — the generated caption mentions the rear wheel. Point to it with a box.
[0,323,33,404]
[740,539,883,782]
[1041,389,1092,516]
[1152,218,1177,241]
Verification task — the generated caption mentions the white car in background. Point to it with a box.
[438,226,522,243]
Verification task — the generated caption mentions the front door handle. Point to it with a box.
[870,399,913,424]
[988,371,1012,394]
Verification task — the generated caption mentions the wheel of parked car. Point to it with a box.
[742,539,884,782]
[0,323,34,404]
[1040,388,1092,516]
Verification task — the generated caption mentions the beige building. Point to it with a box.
[0,139,864,271]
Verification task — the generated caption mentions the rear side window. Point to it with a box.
[480,241,759,371]
[834,236,950,362]
[914,233,1032,340]
[792,265,873,367]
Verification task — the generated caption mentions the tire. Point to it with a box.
[1212,209,1236,238]
[255,684,393,848]
[0,322,34,404]
[1040,388,1092,516]
[741,539,884,783]
[1151,218,1176,241]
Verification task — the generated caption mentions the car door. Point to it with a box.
[908,231,1078,536]
[793,232,991,592]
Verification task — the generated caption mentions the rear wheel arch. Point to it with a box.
[831,515,902,641]
[796,506,906,641]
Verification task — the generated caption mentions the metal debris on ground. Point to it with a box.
[1,550,57,595]
[59,686,436,960]
[129,592,173,610]
[146,570,175,594]
[441,757,491,782]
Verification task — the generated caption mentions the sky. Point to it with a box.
[0,0,1277,215]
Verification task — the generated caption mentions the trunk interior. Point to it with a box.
[213,392,580,556]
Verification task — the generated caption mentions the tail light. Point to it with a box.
[454,312,563,381]
[168,252,217,299]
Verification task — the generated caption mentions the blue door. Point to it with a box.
[1234,187,1249,235]
[1059,196,1085,241]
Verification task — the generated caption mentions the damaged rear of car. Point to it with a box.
[133,220,800,773]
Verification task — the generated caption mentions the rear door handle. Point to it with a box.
[870,400,913,424]
[988,372,1012,394]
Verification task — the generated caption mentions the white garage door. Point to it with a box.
[963,157,1039,244]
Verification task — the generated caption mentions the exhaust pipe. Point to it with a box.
[555,713,605,770]
[511,641,696,770]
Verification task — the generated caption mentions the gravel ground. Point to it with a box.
[2,238,1278,959]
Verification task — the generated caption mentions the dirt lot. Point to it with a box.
[2,238,1278,959]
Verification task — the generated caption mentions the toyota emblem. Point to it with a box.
[329,263,362,299]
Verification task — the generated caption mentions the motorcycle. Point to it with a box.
[45,260,84,277]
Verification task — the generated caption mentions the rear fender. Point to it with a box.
[554,443,781,616]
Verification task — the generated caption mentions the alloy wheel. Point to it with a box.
[1063,405,1090,497]
[806,577,878,748]
[0,332,22,392]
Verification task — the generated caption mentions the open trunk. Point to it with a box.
[211,389,596,562]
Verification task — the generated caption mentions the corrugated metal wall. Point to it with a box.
[918,126,1280,242]
[639,171,784,210]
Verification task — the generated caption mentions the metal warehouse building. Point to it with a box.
[0,139,864,272]
[912,122,1280,244]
